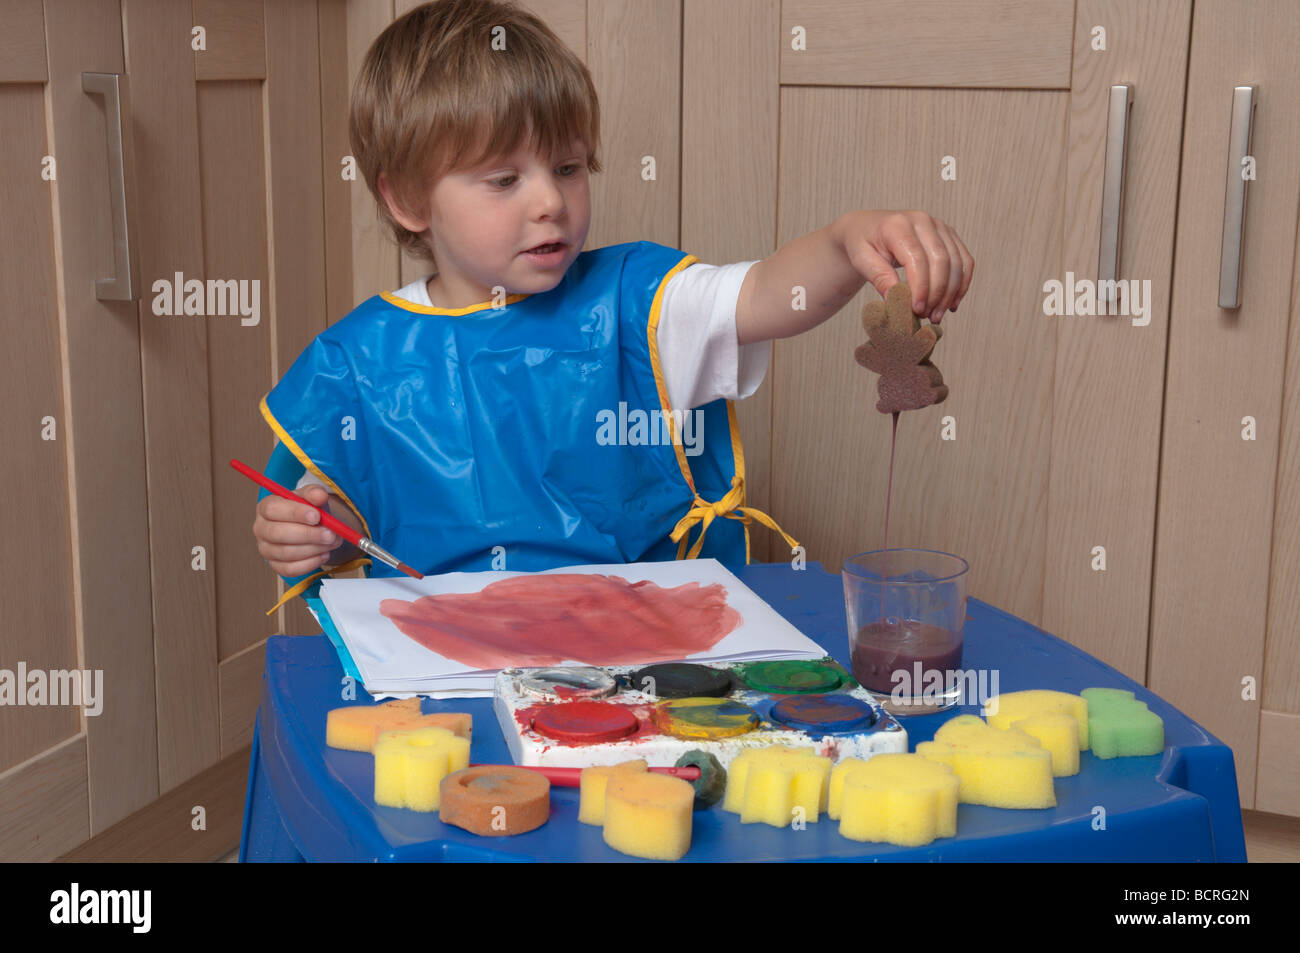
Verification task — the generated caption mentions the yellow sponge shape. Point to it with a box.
[722,745,832,827]
[829,754,959,846]
[373,726,471,812]
[327,697,472,752]
[983,690,1088,750]
[828,758,873,820]
[578,759,648,826]
[916,714,1055,809]
[603,772,695,861]
[1009,711,1079,777]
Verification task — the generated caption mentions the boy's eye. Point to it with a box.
[489,165,580,189]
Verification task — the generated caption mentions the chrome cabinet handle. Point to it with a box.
[1098,84,1133,306]
[1218,85,1256,310]
[82,72,137,301]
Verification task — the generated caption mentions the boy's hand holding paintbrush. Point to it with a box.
[253,483,363,577]
[240,461,423,580]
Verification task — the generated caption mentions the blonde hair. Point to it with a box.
[349,0,602,266]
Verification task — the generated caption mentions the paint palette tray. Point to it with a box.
[493,658,907,770]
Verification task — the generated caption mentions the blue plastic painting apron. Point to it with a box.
[260,240,796,612]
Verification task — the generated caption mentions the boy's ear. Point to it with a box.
[377,172,428,233]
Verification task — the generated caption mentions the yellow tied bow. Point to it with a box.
[670,475,800,561]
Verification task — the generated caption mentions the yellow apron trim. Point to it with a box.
[669,475,800,561]
[646,253,703,494]
[378,290,532,316]
[266,557,372,615]
[259,394,372,539]
[647,255,799,562]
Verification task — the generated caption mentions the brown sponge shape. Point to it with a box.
[439,765,551,836]
[854,281,949,413]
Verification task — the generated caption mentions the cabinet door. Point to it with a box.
[0,0,154,858]
[1151,0,1300,808]
[1041,0,1191,682]
[685,0,1187,663]
[0,0,349,860]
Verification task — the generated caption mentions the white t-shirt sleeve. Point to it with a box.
[656,260,771,411]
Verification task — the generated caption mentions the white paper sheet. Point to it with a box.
[319,559,824,695]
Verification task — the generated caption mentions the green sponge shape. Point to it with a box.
[1081,687,1164,759]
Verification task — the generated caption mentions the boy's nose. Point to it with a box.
[529,184,565,215]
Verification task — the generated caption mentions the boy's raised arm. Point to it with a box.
[735,209,973,346]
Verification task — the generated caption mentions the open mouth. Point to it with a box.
[525,242,565,254]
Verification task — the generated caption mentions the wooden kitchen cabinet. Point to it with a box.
[716,0,1191,688]
[1149,0,1300,812]
[0,0,348,859]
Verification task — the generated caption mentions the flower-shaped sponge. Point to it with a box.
[722,745,832,827]
[1081,687,1164,759]
[373,726,471,812]
[916,714,1055,808]
[983,689,1088,777]
[829,754,959,847]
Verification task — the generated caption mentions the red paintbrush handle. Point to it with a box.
[476,764,702,787]
[230,458,363,547]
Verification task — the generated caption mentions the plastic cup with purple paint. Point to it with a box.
[842,549,969,716]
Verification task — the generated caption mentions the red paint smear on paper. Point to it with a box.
[379,573,742,669]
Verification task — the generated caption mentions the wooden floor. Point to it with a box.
[214,809,1300,861]
[1241,809,1300,862]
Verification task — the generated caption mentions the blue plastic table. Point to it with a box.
[239,561,1247,862]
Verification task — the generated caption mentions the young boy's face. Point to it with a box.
[394,137,591,307]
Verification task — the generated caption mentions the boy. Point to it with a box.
[253,0,972,609]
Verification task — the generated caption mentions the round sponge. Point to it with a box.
[439,766,550,836]
[674,749,727,808]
